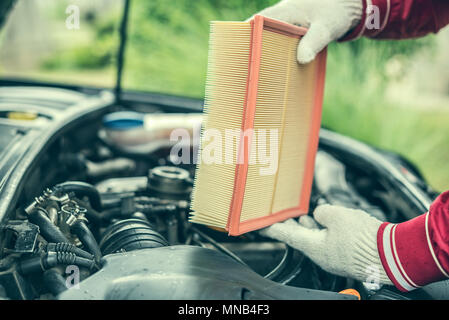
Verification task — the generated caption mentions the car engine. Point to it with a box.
[0,85,443,300]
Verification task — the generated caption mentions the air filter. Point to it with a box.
[190,15,327,236]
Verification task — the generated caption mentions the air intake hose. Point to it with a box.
[99,219,168,255]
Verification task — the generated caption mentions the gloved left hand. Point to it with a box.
[260,204,393,286]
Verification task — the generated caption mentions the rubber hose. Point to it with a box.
[28,208,69,244]
[72,198,103,225]
[44,252,95,270]
[54,181,102,211]
[46,243,94,260]
[70,220,102,263]
[19,252,95,274]
[85,207,103,224]
[43,269,68,296]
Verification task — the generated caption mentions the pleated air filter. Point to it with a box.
[190,15,327,236]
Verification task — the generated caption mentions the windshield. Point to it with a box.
[0,0,123,88]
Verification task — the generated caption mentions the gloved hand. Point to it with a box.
[260,204,393,287]
[252,0,363,63]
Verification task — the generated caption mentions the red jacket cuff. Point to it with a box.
[377,192,449,292]
[340,0,449,41]
[339,0,392,41]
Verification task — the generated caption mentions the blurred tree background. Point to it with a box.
[0,0,448,191]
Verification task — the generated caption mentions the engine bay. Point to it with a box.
[0,85,441,300]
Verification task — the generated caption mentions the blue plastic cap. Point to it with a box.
[103,111,145,130]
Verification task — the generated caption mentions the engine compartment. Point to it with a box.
[0,86,440,300]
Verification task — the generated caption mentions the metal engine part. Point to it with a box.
[58,246,356,300]
[147,166,192,200]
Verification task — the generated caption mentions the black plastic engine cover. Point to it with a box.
[58,246,355,300]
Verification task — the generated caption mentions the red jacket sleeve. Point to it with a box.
[377,191,449,292]
[340,0,449,41]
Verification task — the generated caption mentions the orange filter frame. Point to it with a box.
[226,15,327,236]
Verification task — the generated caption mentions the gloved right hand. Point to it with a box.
[260,204,393,287]
[252,0,363,64]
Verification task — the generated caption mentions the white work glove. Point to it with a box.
[253,0,363,63]
[260,205,393,287]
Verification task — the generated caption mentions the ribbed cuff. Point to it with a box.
[352,219,392,286]
[377,215,449,292]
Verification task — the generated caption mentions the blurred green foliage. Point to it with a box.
[322,36,449,192]
[42,7,120,70]
[123,0,432,97]
[122,0,279,96]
